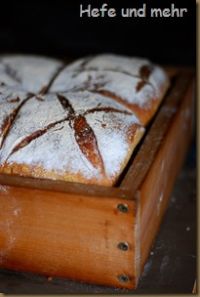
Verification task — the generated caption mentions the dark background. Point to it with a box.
[0,0,196,65]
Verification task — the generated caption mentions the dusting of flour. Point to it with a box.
[0,54,169,183]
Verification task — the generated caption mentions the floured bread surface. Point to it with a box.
[0,55,62,93]
[0,54,169,186]
[51,54,170,125]
[0,91,144,185]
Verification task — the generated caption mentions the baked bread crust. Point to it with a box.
[0,54,169,186]
[51,54,170,125]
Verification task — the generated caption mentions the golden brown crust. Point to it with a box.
[0,123,144,186]
[0,54,169,186]
[96,83,168,126]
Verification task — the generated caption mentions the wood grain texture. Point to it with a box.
[0,186,137,289]
[0,150,196,294]
[138,80,194,272]
[0,173,129,199]
[121,71,193,194]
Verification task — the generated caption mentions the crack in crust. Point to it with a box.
[53,62,155,97]
[39,63,67,95]
[57,94,105,173]
[140,65,153,80]
[136,65,154,93]
[0,93,34,149]
[0,62,68,152]
[83,106,132,116]
[0,55,164,184]
[69,57,154,93]
[2,90,132,175]
[71,56,152,81]
[136,80,147,92]
[5,117,69,161]
[57,93,135,173]
[73,114,105,174]
[7,97,20,103]
[71,56,94,78]
[57,93,75,115]
[2,63,22,83]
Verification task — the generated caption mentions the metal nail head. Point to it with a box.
[118,242,129,251]
[117,203,129,213]
[118,274,130,283]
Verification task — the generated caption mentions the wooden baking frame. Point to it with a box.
[0,68,194,289]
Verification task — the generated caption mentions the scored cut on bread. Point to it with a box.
[0,54,169,186]
[51,54,170,125]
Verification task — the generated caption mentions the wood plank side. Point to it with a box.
[0,174,128,199]
[138,81,194,272]
[121,72,193,195]
[0,185,137,289]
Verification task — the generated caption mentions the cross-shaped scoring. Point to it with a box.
[0,54,169,186]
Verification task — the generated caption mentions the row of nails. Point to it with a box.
[117,203,130,283]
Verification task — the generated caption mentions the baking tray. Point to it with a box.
[0,68,194,289]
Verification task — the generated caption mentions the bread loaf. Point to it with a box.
[0,54,169,186]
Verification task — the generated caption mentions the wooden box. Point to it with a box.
[0,69,194,289]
